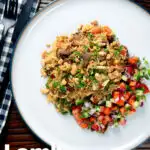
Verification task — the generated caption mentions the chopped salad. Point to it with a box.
[41,21,150,133]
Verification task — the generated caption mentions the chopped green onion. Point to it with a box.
[75,99,84,105]
[106,101,112,108]
[95,106,100,112]
[83,45,89,52]
[76,81,86,88]
[125,104,131,111]
[134,101,140,108]
[121,75,128,81]
[136,90,144,96]
[59,85,66,93]
[87,32,94,40]
[53,81,60,88]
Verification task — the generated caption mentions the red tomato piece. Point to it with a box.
[116,100,124,106]
[119,82,126,91]
[126,66,134,75]
[120,107,125,115]
[128,95,136,107]
[124,92,131,101]
[103,107,111,115]
[113,91,120,99]
[80,122,88,129]
[129,81,137,87]
[90,117,96,123]
[91,124,100,131]
[128,56,139,65]
[120,49,127,56]
[136,83,149,94]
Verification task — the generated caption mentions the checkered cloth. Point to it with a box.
[0,0,39,134]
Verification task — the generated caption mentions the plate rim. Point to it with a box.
[10,0,150,149]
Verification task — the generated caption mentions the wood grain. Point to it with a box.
[0,0,150,150]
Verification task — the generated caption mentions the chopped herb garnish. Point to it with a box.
[83,45,89,52]
[59,85,66,93]
[104,48,108,52]
[73,51,81,57]
[87,32,94,40]
[75,99,84,105]
[114,45,124,56]
[53,81,60,88]
[81,111,89,118]
[76,81,86,88]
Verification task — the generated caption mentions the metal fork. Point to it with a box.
[0,0,18,51]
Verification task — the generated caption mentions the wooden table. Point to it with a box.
[0,0,150,150]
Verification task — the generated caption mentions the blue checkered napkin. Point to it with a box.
[0,0,39,134]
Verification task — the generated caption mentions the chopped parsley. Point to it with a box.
[59,85,67,93]
[53,81,60,88]
[87,32,94,40]
[114,45,124,56]
[76,81,86,88]
[83,45,89,52]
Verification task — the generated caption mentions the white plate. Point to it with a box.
[11,0,150,150]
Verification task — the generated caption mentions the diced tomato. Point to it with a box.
[98,115,104,122]
[120,107,125,115]
[99,83,103,89]
[111,106,118,111]
[116,100,124,106]
[129,108,136,115]
[120,48,127,56]
[126,66,134,75]
[136,83,149,94]
[113,91,120,99]
[100,106,105,113]
[103,107,111,115]
[102,26,112,36]
[102,119,108,125]
[105,115,112,122]
[119,82,126,91]
[128,57,139,65]
[119,119,126,126]
[80,122,88,129]
[124,92,131,101]
[129,81,137,87]
[128,95,136,107]
[91,27,101,34]
[50,74,55,79]
[91,124,100,131]
[90,117,96,123]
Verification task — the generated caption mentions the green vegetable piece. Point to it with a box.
[73,51,81,57]
[75,99,84,105]
[81,111,90,118]
[87,32,94,40]
[53,81,60,88]
[95,106,100,112]
[148,69,150,76]
[83,45,89,52]
[60,85,66,93]
[76,81,86,88]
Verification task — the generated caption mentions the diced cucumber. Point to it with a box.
[122,75,128,81]
[75,99,84,105]
[106,101,112,108]
[125,104,131,110]
[81,112,89,118]
[95,106,100,112]
[136,90,144,96]
[134,101,140,108]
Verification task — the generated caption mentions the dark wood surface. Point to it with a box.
[0,0,150,150]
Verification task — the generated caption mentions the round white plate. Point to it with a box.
[11,0,150,150]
